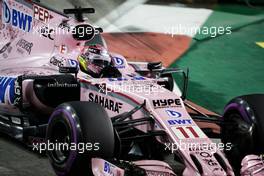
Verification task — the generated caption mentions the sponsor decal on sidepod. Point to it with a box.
[88,93,123,113]
[0,77,16,104]
[3,0,33,32]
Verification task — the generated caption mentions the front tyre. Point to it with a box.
[221,94,264,174]
[46,101,116,176]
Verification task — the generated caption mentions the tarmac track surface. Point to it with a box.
[0,134,55,176]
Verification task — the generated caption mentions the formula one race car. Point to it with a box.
[0,0,263,176]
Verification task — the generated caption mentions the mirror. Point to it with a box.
[170,68,189,100]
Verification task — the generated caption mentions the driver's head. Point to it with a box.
[78,44,111,77]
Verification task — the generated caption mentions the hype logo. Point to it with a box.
[2,1,33,32]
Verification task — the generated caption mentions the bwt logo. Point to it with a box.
[167,119,192,125]
[68,59,78,68]
[104,162,114,175]
[166,109,182,118]
[104,162,110,173]
[3,1,33,32]
[113,57,124,67]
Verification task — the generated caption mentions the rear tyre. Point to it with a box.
[46,101,116,176]
[221,94,264,174]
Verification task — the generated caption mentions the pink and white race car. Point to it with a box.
[0,0,263,176]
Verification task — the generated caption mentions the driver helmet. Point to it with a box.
[78,44,111,77]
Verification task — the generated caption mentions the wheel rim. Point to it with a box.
[49,120,71,164]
